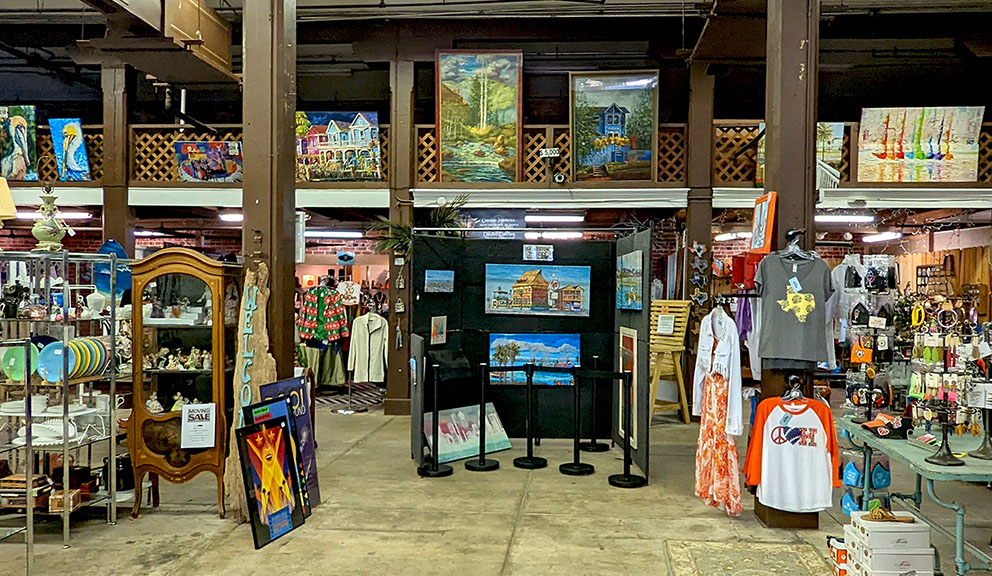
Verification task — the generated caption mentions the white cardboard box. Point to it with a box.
[844,525,867,564]
[850,510,931,550]
[862,547,934,572]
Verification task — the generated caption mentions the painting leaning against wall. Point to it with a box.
[0,105,39,181]
[436,51,522,183]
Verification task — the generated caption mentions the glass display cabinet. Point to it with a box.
[127,248,240,518]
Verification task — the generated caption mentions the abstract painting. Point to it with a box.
[489,333,580,386]
[618,326,638,449]
[424,269,455,293]
[242,396,311,518]
[756,122,845,185]
[437,51,522,182]
[258,376,320,512]
[485,264,591,317]
[858,107,985,182]
[236,416,306,549]
[431,315,447,345]
[0,105,38,181]
[175,141,243,182]
[616,250,643,310]
[424,402,512,463]
[295,112,381,181]
[571,72,658,181]
[48,118,90,181]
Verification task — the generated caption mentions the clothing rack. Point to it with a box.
[712,293,759,305]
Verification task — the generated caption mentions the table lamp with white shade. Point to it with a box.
[0,177,16,231]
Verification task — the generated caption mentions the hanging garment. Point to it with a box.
[745,297,762,375]
[348,312,389,383]
[755,253,834,363]
[743,397,841,513]
[298,286,350,343]
[692,308,744,515]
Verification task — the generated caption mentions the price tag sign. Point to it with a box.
[538,147,561,158]
[657,314,676,334]
[868,316,887,329]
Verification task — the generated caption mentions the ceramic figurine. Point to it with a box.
[170,393,187,412]
[202,351,212,370]
[143,354,154,370]
[185,348,201,370]
[145,392,164,414]
[31,187,70,252]
[166,355,181,371]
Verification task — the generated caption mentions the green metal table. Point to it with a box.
[839,417,992,576]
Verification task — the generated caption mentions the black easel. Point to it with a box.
[580,355,608,453]
[514,363,547,469]
[609,370,646,488]
[466,363,499,472]
[417,364,453,478]
[560,366,595,476]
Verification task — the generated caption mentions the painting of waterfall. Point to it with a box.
[0,105,38,181]
[437,51,522,182]
[48,118,91,181]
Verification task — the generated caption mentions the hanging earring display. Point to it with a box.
[912,302,926,327]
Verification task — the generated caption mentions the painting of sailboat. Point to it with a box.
[0,105,38,181]
[858,107,985,182]
[48,118,91,181]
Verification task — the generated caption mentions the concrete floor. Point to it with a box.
[3,410,992,576]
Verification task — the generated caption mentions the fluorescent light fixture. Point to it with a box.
[524,214,585,224]
[714,231,753,242]
[524,231,583,240]
[815,214,876,223]
[862,231,903,243]
[16,211,93,220]
[218,213,244,222]
[304,230,363,239]
[134,230,166,237]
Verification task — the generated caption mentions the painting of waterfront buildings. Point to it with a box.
[485,264,590,317]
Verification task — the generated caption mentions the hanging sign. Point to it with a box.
[522,244,554,262]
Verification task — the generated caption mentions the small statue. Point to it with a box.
[202,351,212,371]
[145,392,164,414]
[170,392,187,412]
[143,354,154,370]
[185,348,201,370]
[166,354,181,371]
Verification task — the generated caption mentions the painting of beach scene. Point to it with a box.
[616,250,643,310]
[424,269,455,293]
[489,333,580,386]
[295,112,381,181]
[756,122,845,185]
[437,51,522,182]
[485,264,591,317]
[48,118,91,181]
[1,105,38,181]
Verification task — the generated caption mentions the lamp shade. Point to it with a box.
[0,177,16,220]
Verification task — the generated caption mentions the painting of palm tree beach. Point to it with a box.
[489,333,580,386]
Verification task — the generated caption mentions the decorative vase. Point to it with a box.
[31,187,68,252]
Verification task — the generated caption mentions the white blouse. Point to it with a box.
[692,307,743,436]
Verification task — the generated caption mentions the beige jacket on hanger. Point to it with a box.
[348,312,389,383]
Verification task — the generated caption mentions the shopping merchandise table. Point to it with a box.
[839,417,992,576]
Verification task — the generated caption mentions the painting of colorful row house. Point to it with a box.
[489,333,580,386]
[1,105,39,181]
[295,111,382,182]
[485,264,591,317]
[570,72,659,181]
[175,141,243,182]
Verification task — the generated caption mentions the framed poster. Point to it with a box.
[436,50,523,183]
[431,315,447,345]
[858,107,985,183]
[0,105,38,181]
[749,192,777,254]
[616,250,644,310]
[236,416,306,549]
[618,326,638,449]
[175,141,243,182]
[570,71,659,181]
[242,396,311,517]
[48,118,91,181]
[489,333,580,386]
[295,112,382,181]
[424,402,512,463]
[258,376,320,511]
[424,269,455,293]
[485,263,591,317]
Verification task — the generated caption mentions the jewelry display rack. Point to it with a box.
[0,251,125,553]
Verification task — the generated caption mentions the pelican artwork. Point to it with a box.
[1,105,38,181]
[49,118,91,181]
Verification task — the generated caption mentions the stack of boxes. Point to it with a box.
[844,510,934,576]
[828,536,848,576]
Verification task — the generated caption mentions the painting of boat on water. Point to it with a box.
[489,333,580,386]
[437,51,522,182]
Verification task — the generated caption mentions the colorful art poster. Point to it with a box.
[424,269,455,293]
[295,112,382,181]
[174,141,243,182]
[236,416,306,549]
[0,105,38,181]
[858,107,985,183]
[437,51,522,182]
[485,263,591,317]
[258,376,320,511]
[242,396,311,517]
[570,72,659,181]
[755,122,846,185]
[616,250,643,311]
[618,326,638,450]
[431,315,447,345]
[489,333,580,386]
[48,118,90,181]
[424,402,512,463]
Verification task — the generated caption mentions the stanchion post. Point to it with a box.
[560,367,594,476]
[418,363,453,478]
[609,370,646,488]
[580,355,608,452]
[467,363,499,471]
[514,363,547,469]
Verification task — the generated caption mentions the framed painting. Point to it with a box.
[436,50,523,183]
[175,141,243,182]
[749,192,777,254]
[0,105,38,181]
[756,122,845,185]
[48,118,91,181]
[242,395,311,518]
[570,72,659,182]
[431,315,447,345]
[258,376,320,512]
[485,263,591,317]
[618,326,638,449]
[424,402,512,463]
[616,250,643,310]
[858,107,985,183]
[295,112,382,181]
[489,333,580,386]
[424,269,455,293]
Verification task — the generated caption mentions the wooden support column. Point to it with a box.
[764,0,819,251]
[242,0,296,378]
[101,64,134,256]
[685,61,715,298]
[384,59,415,416]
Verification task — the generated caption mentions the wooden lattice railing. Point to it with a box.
[34,125,104,183]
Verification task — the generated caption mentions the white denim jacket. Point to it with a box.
[692,307,743,436]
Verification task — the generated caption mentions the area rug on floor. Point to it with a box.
[666,541,830,576]
[315,382,383,410]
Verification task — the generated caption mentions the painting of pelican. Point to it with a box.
[0,105,39,181]
[49,118,91,181]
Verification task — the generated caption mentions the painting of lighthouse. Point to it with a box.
[437,51,522,183]
[49,118,91,181]
[0,105,38,181]
[570,72,658,181]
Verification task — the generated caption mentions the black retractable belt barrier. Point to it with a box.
[514,363,547,470]
[560,366,594,476]
[466,363,500,472]
[608,370,646,488]
[579,355,608,453]
[417,364,454,478]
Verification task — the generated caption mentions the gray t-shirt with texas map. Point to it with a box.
[755,253,834,363]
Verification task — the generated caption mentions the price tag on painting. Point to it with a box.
[539,147,561,158]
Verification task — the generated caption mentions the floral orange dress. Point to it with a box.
[694,339,743,516]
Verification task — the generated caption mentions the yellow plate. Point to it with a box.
[70,340,89,379]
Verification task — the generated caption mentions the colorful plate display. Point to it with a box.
[1,344,40,381]
[81,338,102,376]
[68,340,87,379]
[37,342,76,383]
